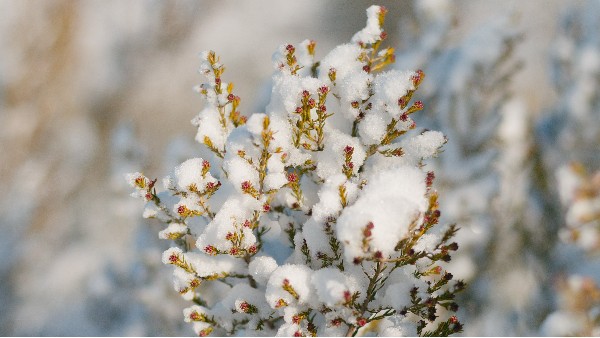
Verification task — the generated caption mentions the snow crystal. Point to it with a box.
[248,256,278,285]
[337,166,428,260]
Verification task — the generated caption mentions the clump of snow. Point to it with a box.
[319,44,364,82]
[315,128,366,180]
[337,166,428,260]
[311,268,358,307]
[248,256,278,285]
[265,264,314,308]
[195,195,261,252]
[192,107,228,150]
[371,70,416,118]
[351,5,384,45]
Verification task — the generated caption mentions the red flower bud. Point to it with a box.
[357,318,367,327]
[287,172,298,183]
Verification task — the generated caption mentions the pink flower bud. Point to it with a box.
[287,172,298,182]
[357,318,367,327]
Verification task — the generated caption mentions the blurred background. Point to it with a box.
[1,0,598,336]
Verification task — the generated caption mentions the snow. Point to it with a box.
[192,106,228,150]
[371,70,416,118]
[337,166,428,260]
[311,268,358,307]
[318,44,364,82]
[248,255,278,285]
[195,195,261,252]
[351,5,384,45]
[315,128,366,180]
[358,112,388,145]
[265,264,315,308]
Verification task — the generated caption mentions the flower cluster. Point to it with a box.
[127,6,462,336]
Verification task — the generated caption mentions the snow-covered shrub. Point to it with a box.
[540,275,600,336]
[127,6,462,336]
[557,164,600,252]
[537,3,600,335]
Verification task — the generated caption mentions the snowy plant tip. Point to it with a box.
[127,4,463,337]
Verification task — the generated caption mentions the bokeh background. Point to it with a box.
[1,0,598,336]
